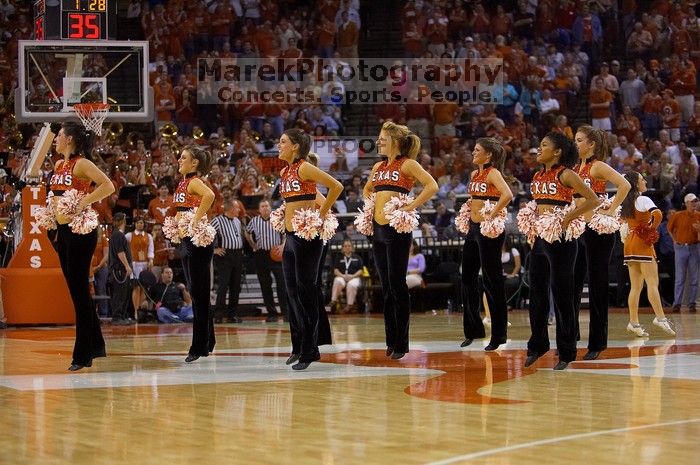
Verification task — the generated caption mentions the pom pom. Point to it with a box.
[270,203,286,234]
[632,224,660,246]
[69,207,99,234]
[320,212,339,241]
[455,200,472,234]
[383,194,419,234]
[354,194,375,236]
[188,216,217,247]
[536,210,564,243]
[162,216,181,244]
[56,189,84,217]
[291,208,323,240]
[589,195,621,234]
[34,203,57,231]
[562,203,585,241]
[479,200,506,238]
[177,210,195,239]
[516,200,538,242]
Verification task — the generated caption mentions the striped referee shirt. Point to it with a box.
[246,215,283,251]
[210,214,243,250]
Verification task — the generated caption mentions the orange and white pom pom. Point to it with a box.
[589,195,621,234]
[320,212,339,241]
[516,200,538,242]
[354,194,375,236]
[188,216,217,247]
[536,210,564,243]
[383,194,419,234]
[177,210,195,239]
[162,216,181,244]
[56,189,84,217]
[455,200,471,234]
[562,203,585,241]
[479,200,506,238]
[34,202,57,231]
[270,203,286,233]
[291,208,324,240]
[69,207,99,234]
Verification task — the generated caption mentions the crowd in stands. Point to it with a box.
[0,0,698,315]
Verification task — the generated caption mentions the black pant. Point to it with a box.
[573,226,615,352]
[528,237,579,363]
[461,227,486,340]
[109,268,132,321]
[182,237,215,357]
[253,250,288,317]
[316,243,332,346]
[56,224,104,366]
[463,221,508,344]
[372,221,413,353]
[214,249,243,317]
[283,233,324,362]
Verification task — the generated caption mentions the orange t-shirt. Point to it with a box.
[589,89,612,119]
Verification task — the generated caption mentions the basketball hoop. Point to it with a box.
[73,103,110,136]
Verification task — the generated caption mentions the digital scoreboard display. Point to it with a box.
[34,0,117,40]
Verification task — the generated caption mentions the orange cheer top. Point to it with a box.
[280,159,316,202]
[49,157,92,195]
[172,173,201,211]
[129,231,150,263]
[573,159,606,197]
[531,165,573,206]
[371,157,415,194]
[468,164,500,201]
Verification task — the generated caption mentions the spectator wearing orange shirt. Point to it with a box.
[154,79,176,131]
[433,102,459,138]
[667,193,700,313]
[670,61,696,124]
[616,105,641,142]
[316,17,336,58]
[148,183,173,225]
[589,78,613,132]
[211,0,234,52]
[336,10,359,57]
[661,89,682,141]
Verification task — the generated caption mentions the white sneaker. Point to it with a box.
[652,317,676,336]
[482,317,491,327]
[627,322,649,337]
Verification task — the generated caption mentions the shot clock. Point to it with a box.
[34,0,118,40]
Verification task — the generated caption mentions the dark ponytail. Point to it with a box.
[545,131,578,168]
[620,172,640,219]
[61,122,95,160]
[283,128,311,161]
[476,137,506,171]
[182,144,212,175]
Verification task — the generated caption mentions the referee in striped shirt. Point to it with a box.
[245,199,288,322]
[211,200,245,323]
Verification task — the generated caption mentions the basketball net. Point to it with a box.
[73,103,110,136]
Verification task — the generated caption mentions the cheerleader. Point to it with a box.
[461,138,513,350]
[50,122,115,371]
[362,122,438,360]
[173,145,216,363]
[572,126,631,360]
[279,130,343,370]
[620,172,675,337]
[523,132,599,370]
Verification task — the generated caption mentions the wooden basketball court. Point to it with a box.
[1,310,699,464]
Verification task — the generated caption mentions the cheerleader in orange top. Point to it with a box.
[50,122,116,371]
[362,122,439,360]
[461,138,513,351]
[620,172,675,337]
[172,145,216,362]
[278,129,343,370]
[524,132,599,371]
[572,126,631,360]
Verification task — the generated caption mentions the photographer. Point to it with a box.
[148,267,194,323]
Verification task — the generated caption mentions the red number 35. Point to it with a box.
[69,13,100,39]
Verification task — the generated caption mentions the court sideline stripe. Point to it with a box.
[424,418,700,465]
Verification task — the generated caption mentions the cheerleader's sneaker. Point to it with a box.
[652,317,676,336]
[626,322,649,337]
